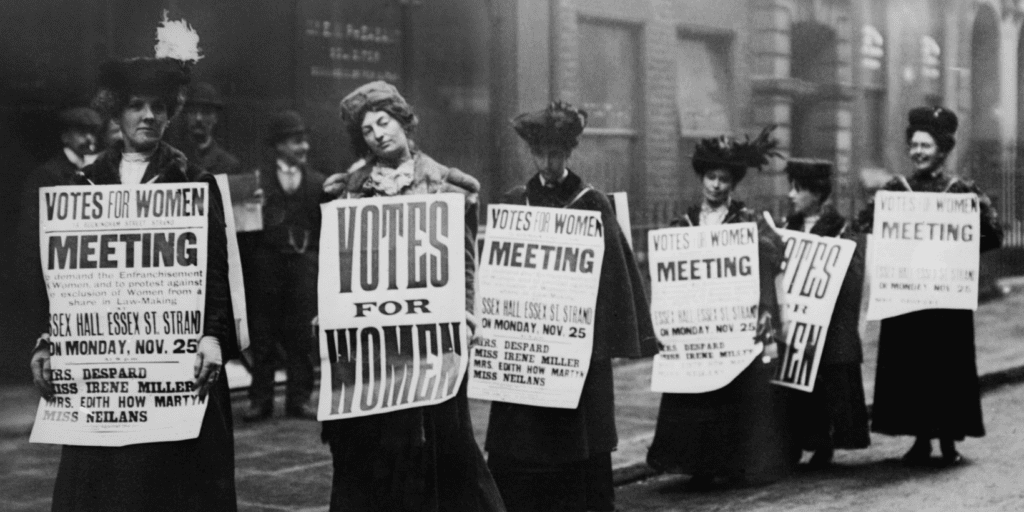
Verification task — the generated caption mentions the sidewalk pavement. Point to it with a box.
[4,277,1024,495]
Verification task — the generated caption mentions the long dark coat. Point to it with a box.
[783,207,870,450]
[647,200,800,482]
[482,171,657,512]
[859,171,1002,440]
[40,141,238,512]
[484,171,658,464]
[18,154,85,340]
[320,152,505,512]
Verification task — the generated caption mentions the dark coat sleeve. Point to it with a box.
[970,183,1003,253]
[755,214,784,334]
[821,231,865,364]
[198,173,238,361]
[582,191,658,360]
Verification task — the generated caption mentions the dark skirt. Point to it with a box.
[790,362,870,450]
[323,381,505,512]
[487,452,613,512]
[51,371,236,512]
[871,309,984,440]
[647,359,799,482]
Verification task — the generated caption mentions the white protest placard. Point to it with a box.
[30,183,210,446]
[469,204,605,409]
[648,223,761,393]
[317,194,467,420]
[213,174,250,351]
[770,229,856,392]
[866,191,980,320]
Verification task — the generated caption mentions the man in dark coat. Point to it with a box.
[781,158,870,468]
[178,82,242,175]
[242,110,325,421]
[17,107,103,347]
[484,101,658,512]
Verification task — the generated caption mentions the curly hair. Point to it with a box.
[344,98,418,158]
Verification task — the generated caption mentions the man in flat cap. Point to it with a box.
[242,110,325,421]
[180,82,242,175]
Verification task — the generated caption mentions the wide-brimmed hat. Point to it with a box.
[58,107,103,132]
[185,82,224,109]
[512,101,587,150]
[93,12,201,118]
[266,110,307,144]
[691,125,781,183]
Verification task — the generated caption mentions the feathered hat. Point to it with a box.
[512,101,588,150]
[692,125,781,182]
[93,11,202,119]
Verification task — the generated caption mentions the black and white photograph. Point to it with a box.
[2,1,1024,510]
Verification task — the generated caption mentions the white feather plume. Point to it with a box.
[154,10,203,63]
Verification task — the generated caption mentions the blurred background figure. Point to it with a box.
[15,106,103,353]
[242,110,324,422]
[179,81,241,175]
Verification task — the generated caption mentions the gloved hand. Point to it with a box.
[193,336,223,398]
[323,172,350,197]
[29,337,55,400]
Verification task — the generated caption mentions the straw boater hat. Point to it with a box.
[58,107,103,133]
[512,101,588,150]
[691,125,781,183]
[185,82,224,110]
[92,11,202,120]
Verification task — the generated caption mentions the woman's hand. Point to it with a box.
[323,173,350,197]
[193,336,223,398]
[755,311,778,361]
[30,343,55,400]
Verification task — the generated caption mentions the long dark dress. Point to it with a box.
[782,207,870,451]
[484,171,658,512]
[320,152,505,512]
[858,171,1002,441]
[40,142,238,512]
[647,200,800,483]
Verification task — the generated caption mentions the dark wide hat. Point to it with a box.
[512,101,588,150]
[907,106,958,136]
[266,110,307,144]
[784,158,833,181]
[92,13,202,118]
[691,125,781,182]
[58,107,103,132]
[339,81,412,125]
[185,82,224,109]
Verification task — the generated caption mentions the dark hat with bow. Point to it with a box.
[906,106,958,152]
[512,101,588,150]
[691,125,781,183]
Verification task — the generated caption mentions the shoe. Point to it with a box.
[901,441,933,466]
[808,448,834,469]
[285,402,318,420]
[243,402,273,422]
[939,452,965,467]
[683,474,718,491]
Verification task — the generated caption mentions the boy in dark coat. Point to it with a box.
[485,101,658,512]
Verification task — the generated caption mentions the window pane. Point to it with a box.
[677,37,732,136]
[579,20,639,130]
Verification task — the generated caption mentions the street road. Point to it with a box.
[615,382,1024,512]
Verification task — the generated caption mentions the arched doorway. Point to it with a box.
[969,5,1001,194]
